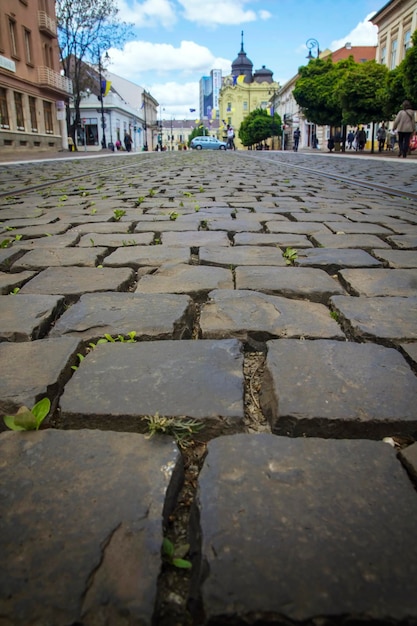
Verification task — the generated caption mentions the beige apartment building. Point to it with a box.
[0,0,72,153]
[372,0,417,69]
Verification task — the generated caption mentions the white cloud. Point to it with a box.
[178,0,267,25]
[108,40,230,75]
[330,12,378,50]
[116,0,177,28]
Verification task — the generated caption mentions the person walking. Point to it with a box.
[226,125,236,150]
[347,130,354,149]
[376,124,386,152]
[355,127,366,151]
[293,127,301,152]
[393,100,416,158]
[124,132,133,152]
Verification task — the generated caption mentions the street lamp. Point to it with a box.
[142,91,148,151]
[306,38,320,60]
[98,49,109,149]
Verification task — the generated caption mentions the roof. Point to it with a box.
[322,45,376,63]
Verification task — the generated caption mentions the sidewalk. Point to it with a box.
[0,151,416,625]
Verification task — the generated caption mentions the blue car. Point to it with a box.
[190,136,227,150]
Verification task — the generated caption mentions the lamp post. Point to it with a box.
[306,38,320,60]
[170,117,174,151]
[142,91,148,151]
[98,49,109,149]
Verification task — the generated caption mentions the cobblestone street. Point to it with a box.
[1,150,417,625]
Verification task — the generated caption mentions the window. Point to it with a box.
[404,29,411,52]
[243,101,248,111]
[8,18,18,58]
[23,28,32,64]
[380,44,386,65]
[43,101,53,134]
[0,88,10,129]
[390,39,398,69]
[14,92,25,131]
[43,43,53,68]
[29,96,38,132]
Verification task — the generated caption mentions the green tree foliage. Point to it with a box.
[238,108,282,148]
[392,30,417,109]
[293,57,352,126]
[57,0,131,146]
[338,61,389,124]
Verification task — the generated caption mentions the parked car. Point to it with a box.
[190,136,227,150]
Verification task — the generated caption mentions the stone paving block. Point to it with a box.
[18,266,134,297]
[372,249,417,268]
[0,270,36,294]
[77,233,153,247]
[3,223,70,238]
[161,231,231,247]
[136,263,233,295]
[324,221,394,235]
[399,442,417,484]
[261,339,417,438]
[0,429,182,626]
[386,234,417,249]
[0,294,64,341]
[103,246,190,268]
[60,339,244,436]
[12,247,108,270]
[291,212,351,222]
[134,221,198,232]
[235,266,345,303]
[266,221,331,234]
[199,245,287,267]
[0,247,23,270]
[50,292,194,341]
[339,268,417,297]
[311,233,390,249]
[14,232,80,248]
[330,295,417,343]
[296,248,383,272]
[0,336,80,421]
[236,232,314,248]
[68,222,133,235]
[204,218,263,232]
[192,433,417,624]
[200,289,345,341]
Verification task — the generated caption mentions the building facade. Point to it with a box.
[218,34,279,149]
[0,0,72,153]
[371,0,417,69]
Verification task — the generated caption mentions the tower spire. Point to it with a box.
[241,30,244,52]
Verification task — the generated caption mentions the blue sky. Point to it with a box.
[107,0,382,119]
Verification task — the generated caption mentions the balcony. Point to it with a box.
[38,67,73,95]
[38,11,57,37]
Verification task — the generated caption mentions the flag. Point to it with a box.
[100,80,111,97]
[189,108,196,112]
[232,75,237,85]
[211,108,217,120]
[140,101,145,109]
[237,75,245,85]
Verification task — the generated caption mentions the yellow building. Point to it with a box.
[371,0,417,70]
[218,33,279,150]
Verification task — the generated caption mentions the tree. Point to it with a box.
[387,30,417,110]
[238,108,282,148]
[338,61,389,125]
[293,57,352,127]
[57,0,131,147]
[188,125,210,145]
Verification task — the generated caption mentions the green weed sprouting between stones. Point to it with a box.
[9,287,20,295]
[3,397,50,431]
[71,333,137,370]
[149,188,156,197]
[144,412,203,449]
[162,537,192,569]
[169,211,179,221]
[135,196,145,206]
[113,209,126,221]
[282,247,298,265]
[330,311,339,321]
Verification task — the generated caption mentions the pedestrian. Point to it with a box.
[293,127,301,151]
[327,136,335,152]
[376,123,386,152]
[124,132,133,152]
[67,135,74,152]
[347,130,354,149]
[226,125,236,150]
[115,139,122,151]
[393,100,416,158]
[355,127,366,151]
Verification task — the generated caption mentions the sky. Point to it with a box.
[106,0,382,120]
